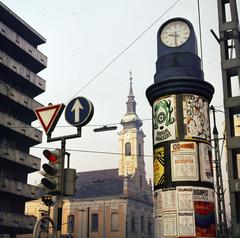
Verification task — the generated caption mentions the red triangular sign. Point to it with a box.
[34,104,65,135]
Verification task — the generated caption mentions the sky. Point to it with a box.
[1,0,235,189]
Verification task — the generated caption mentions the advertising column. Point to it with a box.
[146,18,216,238]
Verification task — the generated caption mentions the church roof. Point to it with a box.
[73,169,124,199]
[72,168,153,205]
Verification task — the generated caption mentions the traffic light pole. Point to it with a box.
[210,106,228,237]
[47,128,81,238]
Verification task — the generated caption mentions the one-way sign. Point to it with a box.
[65,97,94,127]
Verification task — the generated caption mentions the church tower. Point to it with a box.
[118,73,146,179]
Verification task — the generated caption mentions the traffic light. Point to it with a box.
[41,149,62,195]
[42,195,55,207]
[63,168,78,196]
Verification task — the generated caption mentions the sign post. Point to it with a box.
[34,97,94,238]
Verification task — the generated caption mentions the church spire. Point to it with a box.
[127,71,136,113]
[129,71,134,96]
[121,71,142,129]
[118,71,146,177]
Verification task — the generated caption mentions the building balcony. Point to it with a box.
[0,50,46,97]
[0,145,40,173]
[0,2,46,47]
[0,211,36,234]
[0,80,44,123]
[0,176,40,200]
[0,21,47,73]
[0,112,42,146]
[0,80,43,109]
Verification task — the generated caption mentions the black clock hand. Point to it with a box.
[168,32,179,46]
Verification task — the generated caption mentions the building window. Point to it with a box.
[148,219,152,235]
[138,143,141,156]
[131,214,135,231]
[91,213,98,231]
[67,214,74,233]
[140,175,143,188]
[111,212,119,231]
[125,142,131,156]
[141,215,144,233]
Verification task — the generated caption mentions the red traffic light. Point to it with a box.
[43,149,59,164]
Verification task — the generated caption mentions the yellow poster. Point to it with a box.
[154,147,164,187]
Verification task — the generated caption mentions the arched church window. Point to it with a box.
[140,175,143,188]
[138,143,141,156]
[125,142,131,156]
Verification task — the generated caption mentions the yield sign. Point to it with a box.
[34,104,65,135]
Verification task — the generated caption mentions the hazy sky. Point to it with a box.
[1,0,232,185]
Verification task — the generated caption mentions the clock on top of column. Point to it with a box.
[158,18,198,56]
[155,17,203,84]
[160,20,190,48]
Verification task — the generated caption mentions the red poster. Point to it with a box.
[194,201,216,237]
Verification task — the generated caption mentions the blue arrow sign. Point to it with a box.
[65,97,94,127]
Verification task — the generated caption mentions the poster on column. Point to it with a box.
[193,187,216,237]
[154,216,163,237]
[177,187,194,211]
[154,189,164,237]
[162,188,177,211]
[171,142,198,181]
[199,143,214,183]
[178,212,195,237]
[154,147,165,188]
[163,212,177,237]
[154,189,163,217]
[183,94,210,140]
[153,95,176,145]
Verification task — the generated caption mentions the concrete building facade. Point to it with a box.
[0,2,46,235]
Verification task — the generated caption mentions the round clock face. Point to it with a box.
[160,20,190,47]
[125,132,130,138]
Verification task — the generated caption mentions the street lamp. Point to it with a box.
[93,125,117,132]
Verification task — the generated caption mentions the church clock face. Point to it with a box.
[125,131,130,139]
[160,20,190,47]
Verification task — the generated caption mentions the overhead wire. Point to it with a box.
[2,1,181,132]
[32,145,153,158]
[2,2,183,180]
[67,0,182,103]
[6,118,152,129]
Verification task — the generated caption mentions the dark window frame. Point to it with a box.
[91,213,99,232]
[131,214,135,232]
[141,215,144,233]
[140,175,143,188]
[125,142,131,156]
[67,214,75,233]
